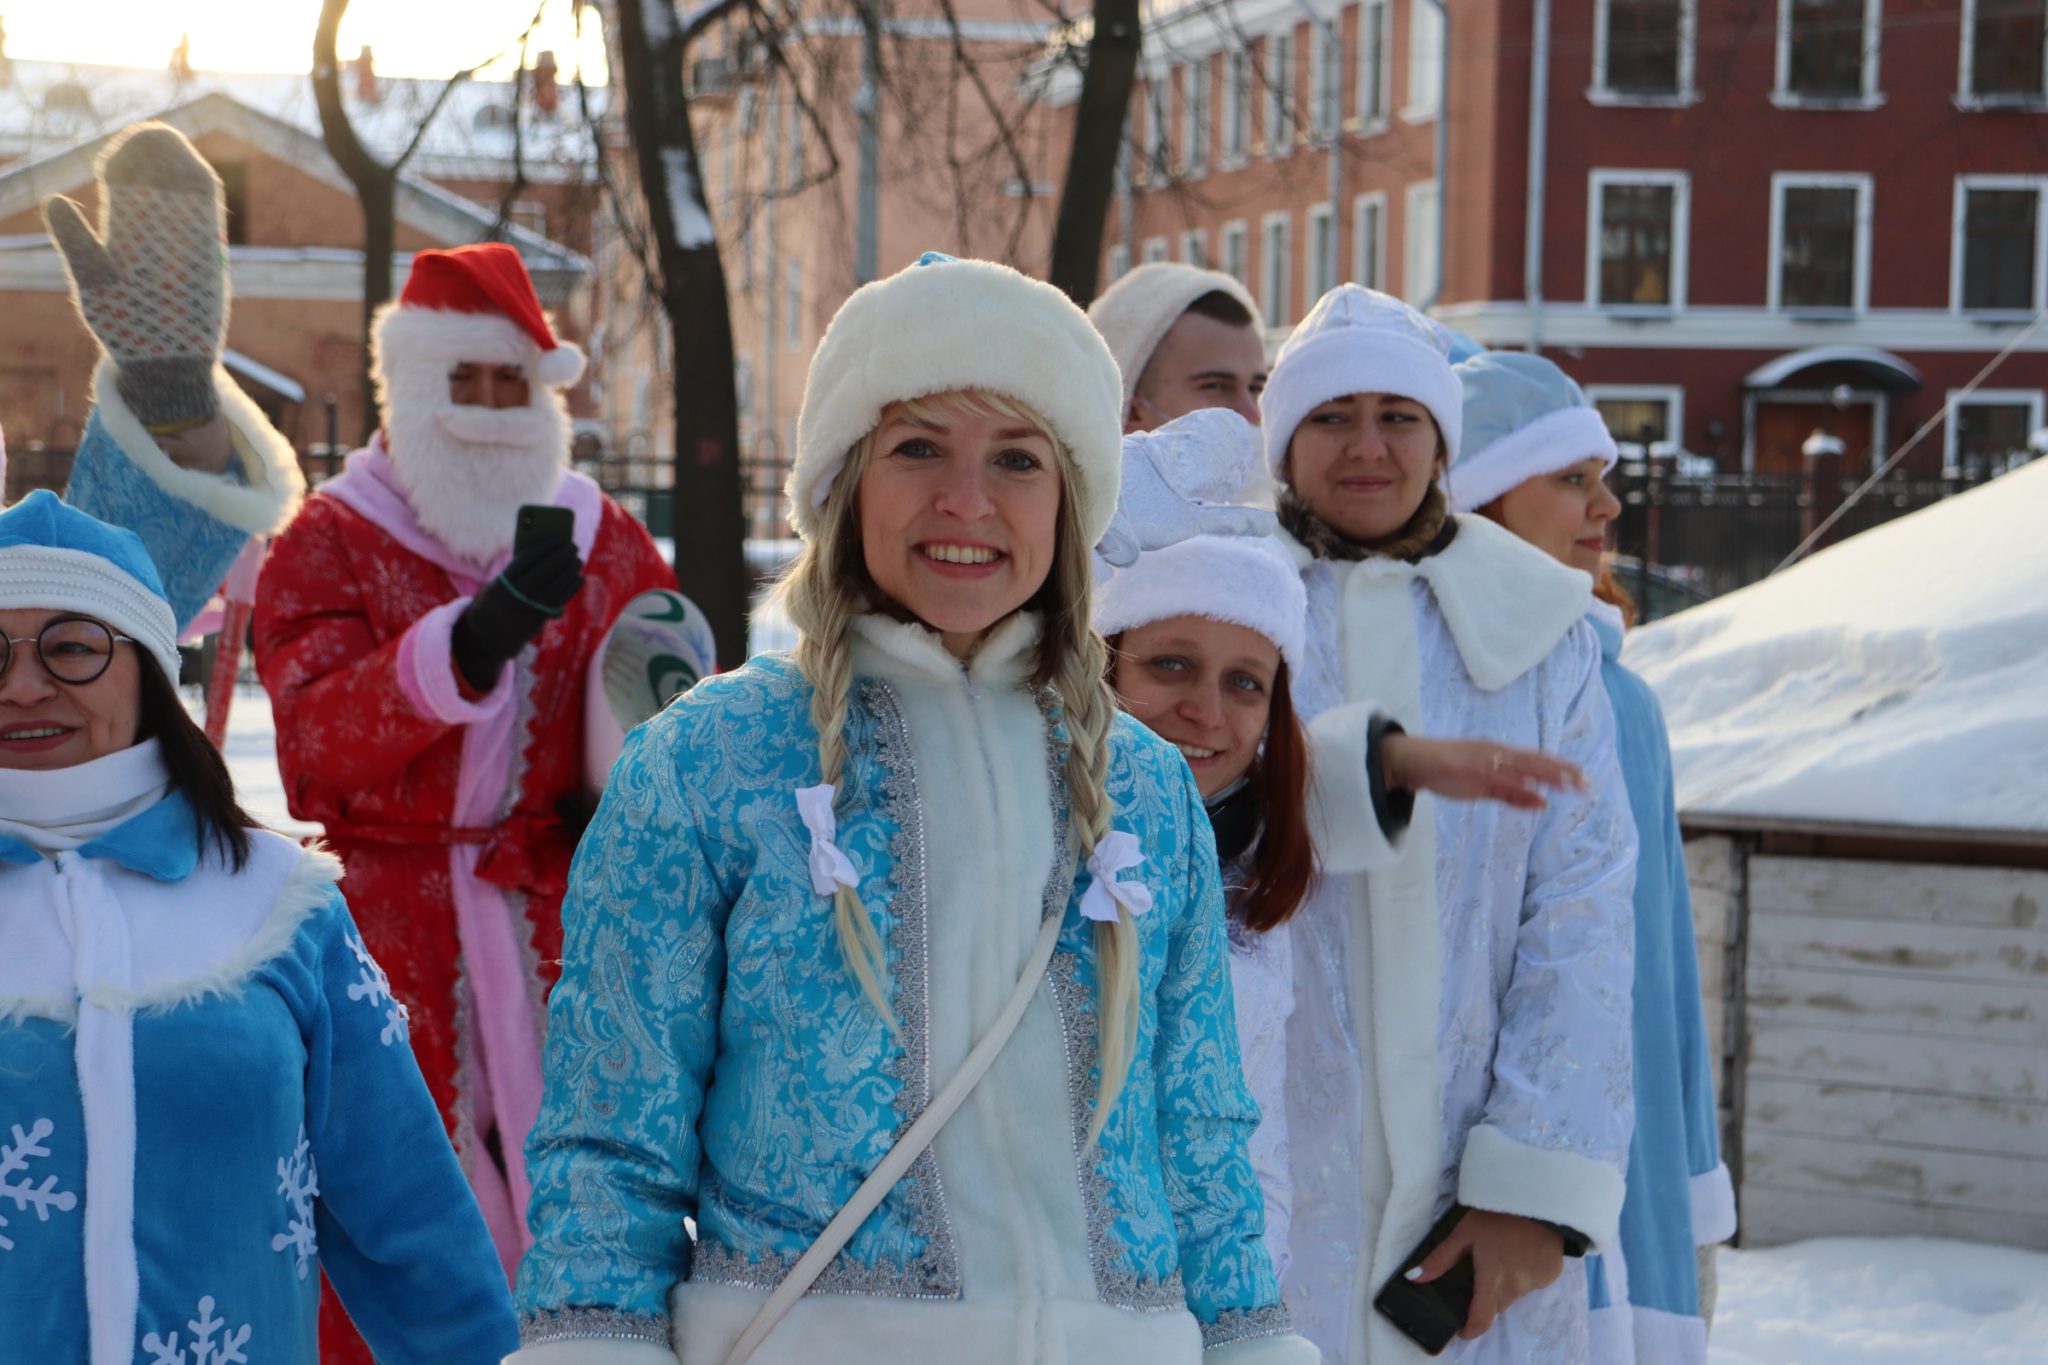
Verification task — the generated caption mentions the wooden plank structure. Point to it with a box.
[1684,822,2048,1252]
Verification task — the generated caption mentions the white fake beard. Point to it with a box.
[385,394,570,565]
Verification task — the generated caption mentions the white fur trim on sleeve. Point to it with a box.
[501,1341,675,1365]
[1305,699,1403,874]
[91,358,306,536]
[1690,1162,1736,1246]
[1457,1122,1628,1255]
[1203,1332,1323,1365]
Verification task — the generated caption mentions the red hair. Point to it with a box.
[1237,659,1316,933]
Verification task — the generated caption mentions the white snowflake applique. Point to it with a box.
[142,1295,251,1365]
[344,929,411,1045]
[269,1126,319,1278]
[0,1117,78,1250]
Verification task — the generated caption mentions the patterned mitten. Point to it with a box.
[42,123,227,430]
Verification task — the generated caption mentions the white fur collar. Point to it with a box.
[849,610,1042,692]
[1286,514,1591,691]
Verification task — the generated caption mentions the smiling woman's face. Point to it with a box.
[0,608,142,770]
[1110,615,1280,799]
[1284,392,1442,542]
[855,396,1064,658]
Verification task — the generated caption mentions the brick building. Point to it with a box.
[1044,0,2048,477]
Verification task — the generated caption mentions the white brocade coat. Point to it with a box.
[1282,515,1638,1365]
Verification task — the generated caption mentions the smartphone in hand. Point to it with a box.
[514,503,575,556]
[1373,1204,1476,1356]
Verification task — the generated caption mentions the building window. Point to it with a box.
[1307,202,1337,303]
[1353,191,1388,288]
[1595,0,1694,98]
[1311,23,1342,140]
[1358,0,1393,126]
[1956,180,2043,313]
[507,199,550,239]
[1109,241,1131,282]
[1265,30,1296,156]
[1181,228,1210,268]
[1143,235,1171,265]
[1222,220,1250,283]
[1590,171,1688,308]
[785,258,801,349]
[1223,45,1252,163]
[1962,0,2048,102]
[1261,211,1293,328]
[1147,67,1172,180]
[1185,58,1211,176]
[1776,0,1879,103]
[1406,0,1446,120]
[1946,391,2044,472]
[1403,179,1440,305]
[1771,175,1870,312]
[1587,385,1684,451]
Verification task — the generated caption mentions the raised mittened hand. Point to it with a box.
[42,123,229,430]
[1096,409,1279,568]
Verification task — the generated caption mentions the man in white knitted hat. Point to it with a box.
[1089,263,1267,434]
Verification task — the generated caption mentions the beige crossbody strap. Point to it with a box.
[722,909,1067,1365]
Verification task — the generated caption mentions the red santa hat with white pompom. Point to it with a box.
[371,242,585,393]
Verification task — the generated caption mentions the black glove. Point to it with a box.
[450,536,584,693]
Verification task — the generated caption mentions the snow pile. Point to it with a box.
[1623,457,2048,831]
[187,686,320,842]
[1708,1237,2048,1364]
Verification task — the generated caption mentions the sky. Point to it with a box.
[6,0,608,81]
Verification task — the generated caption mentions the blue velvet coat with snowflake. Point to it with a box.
[512,614,1308,1365]
[0,794,515,1364]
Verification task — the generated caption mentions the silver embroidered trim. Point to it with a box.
[503,648,555,1039]
[1048,953,1188,1312]
[519,1306,671,1346]
[691,682,962,1302]
[1202,1302,1295,1348]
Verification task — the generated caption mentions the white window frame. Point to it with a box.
[1310,21,1343,141]
[1221,219,1251,283]
[1589,0,1699,105]
[1403,179,1441,305]
[1585,384,1687,453]
[1772,0,1885,108]
[1222,44,1252,167]
[1768,172,1874,314]
[1355,0,1394,130]
[1404,0,1446,123]
[1147,63,1173,181]
[1942,388,2046,469]
[1950,174,2048,315]
[1956,0,2048,106]
[1109,241,1132,283]
[1184,57,1212,178]
[1307,201,1338,303]
[1181,227,1210,268]
[1265,29,1297,157]
[1143,235,1171,265]
[1353,189,1389,288]
[1585,169,1691,311]
[1261,209,1294,328]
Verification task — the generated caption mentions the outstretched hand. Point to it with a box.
[1382,735,1585,810]
[1407,1208,1565,1341]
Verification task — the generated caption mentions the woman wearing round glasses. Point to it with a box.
[0,490,515,1364]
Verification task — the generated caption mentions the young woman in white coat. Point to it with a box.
[1261,286,1639,1365]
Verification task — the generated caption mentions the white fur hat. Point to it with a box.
[1087,263,1262,404]
[789,253,1125,545]
[1446,351,1619,513]
[1095,411,1306,670]
[1261,284,1462,480]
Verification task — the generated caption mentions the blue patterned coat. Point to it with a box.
[512,613,1308,1365]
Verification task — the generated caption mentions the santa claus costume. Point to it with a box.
[251,245,680,1355]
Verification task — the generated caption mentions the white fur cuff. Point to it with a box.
[1690,1163,1736,1246]
[1305,700,1403,875]
[1458,1122,1628,1254]
[1204,1332,1322,1365]
[502,1341,674,1365]
[92,358,305,536]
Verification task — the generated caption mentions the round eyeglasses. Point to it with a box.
[0,618,135,686]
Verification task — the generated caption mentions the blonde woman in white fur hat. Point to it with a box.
[509,255,1313,1365]
[1260,285,1639,1365]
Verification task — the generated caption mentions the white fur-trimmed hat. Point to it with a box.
[373,243,585,392]
[1261,284,1462,480]
[0,490,180,682]
[1095,411,1306,670]
[1087,262,1262,404]
[789,253,1125,545]
[1446,351,1619,513]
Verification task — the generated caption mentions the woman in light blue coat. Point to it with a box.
[1447,351,1736,1365]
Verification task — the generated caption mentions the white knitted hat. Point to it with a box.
[1261,284,1463,480]
[1095,411,1306,670]
[1445,352,1619,513]
[1087,263,1262,404]
[788,253,1125,546]
[0,490,180,682]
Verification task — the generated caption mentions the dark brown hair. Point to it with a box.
[1235,658,1316,933]
[136,656,258,870]
[1183,288,1258,330]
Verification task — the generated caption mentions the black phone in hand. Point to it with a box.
[514,503,574,556]
[1373,1204,1475,1356]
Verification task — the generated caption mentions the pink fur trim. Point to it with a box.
[396,598,515,725]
